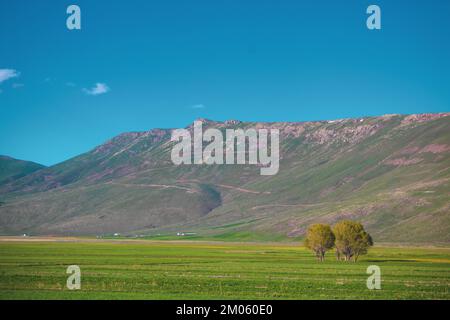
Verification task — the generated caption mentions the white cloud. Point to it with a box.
[12,83,24,89]
[0,69,20,84]
[191,104,205,109]
[83,83,110,96]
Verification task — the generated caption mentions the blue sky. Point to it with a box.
[1,0,449,166]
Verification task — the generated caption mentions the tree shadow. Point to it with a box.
[365,259,419,263]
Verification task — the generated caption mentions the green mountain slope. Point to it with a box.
[0,113,449,244]
[0,156,45,186]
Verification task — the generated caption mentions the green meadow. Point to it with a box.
[0,240,449,300]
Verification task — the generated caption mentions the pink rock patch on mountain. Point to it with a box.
[419,144,450,154]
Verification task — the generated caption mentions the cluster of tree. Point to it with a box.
[304,220,373,262]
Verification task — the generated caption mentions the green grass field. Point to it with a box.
[0,239,449,299]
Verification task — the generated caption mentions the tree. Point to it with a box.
[304,224,335,262]
[333,220,373,262]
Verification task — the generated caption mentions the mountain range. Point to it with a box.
[0,113,449,244]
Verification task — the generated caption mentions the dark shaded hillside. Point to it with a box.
[0,113,449,243]
[0,156,45,186]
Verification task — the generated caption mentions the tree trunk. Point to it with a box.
[336,250,340,261]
